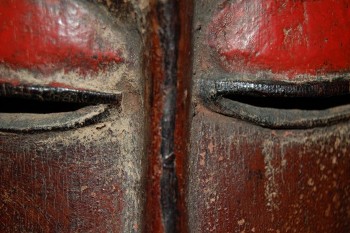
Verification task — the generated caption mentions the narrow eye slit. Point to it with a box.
[0,98,90,114]
[201,79,350,129]
[0,83,121,132]
[222,94,350,111]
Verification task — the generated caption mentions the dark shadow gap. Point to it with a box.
[0,97,90,113]
[222,94,350,110]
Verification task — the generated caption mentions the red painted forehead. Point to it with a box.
[208,0,350,78]
[0,0,123,75]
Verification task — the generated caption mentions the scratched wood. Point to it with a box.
[1,0,350,232]
[0,1,145,232]
[0,102,145,232]
[188,0,350,232]
[187,108,350,232]
[143,0,193,232]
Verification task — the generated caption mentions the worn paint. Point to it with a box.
[143,0,193,232]
[174,0,193,232]
[2,0,350,232]
[200,79,350,128]
[187,108,350,232]
[208,0,350,77]
[0,137,124,232]
[0,1,144,232]
[0,90,145,232]
[0,0,123,74]
[190,0,350,232]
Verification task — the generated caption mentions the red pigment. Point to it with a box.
[0,0,123,74]
[208,0,350,77]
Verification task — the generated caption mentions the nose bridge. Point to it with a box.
[142,0,193,232]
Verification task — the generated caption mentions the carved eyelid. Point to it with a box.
[200,78,350,129]
[0,83,121,133]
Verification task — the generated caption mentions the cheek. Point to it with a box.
[208,0,350,78]
[188,110,350,232]
[0,0,123,75]
[0,135,124,232]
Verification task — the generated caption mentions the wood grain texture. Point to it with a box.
[0,102,145,232]
[0,86,144,232]
[187,107,350,232]
[143,0,193,232]
[189,0,350,232]
[0,1,144,232]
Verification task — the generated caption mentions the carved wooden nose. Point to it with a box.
[208,0,350,77]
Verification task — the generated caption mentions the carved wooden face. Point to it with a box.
[0,1,143,232]
[189,0,350,232]
[1,0,350,232]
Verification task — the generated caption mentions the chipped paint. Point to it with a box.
[208,0,350,77]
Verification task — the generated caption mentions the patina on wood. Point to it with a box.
[188,0,350,232]
[143,0,193,232]
[1,0,350,232]
[0,0,145,232]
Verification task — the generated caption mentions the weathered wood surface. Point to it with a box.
[188,107,350,232]
[0,0,145,232]
[1,0,350,232]
[143,0,193,232]
[0,96,144,232]
[189,0,350,232]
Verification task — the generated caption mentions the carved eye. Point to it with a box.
[0,1,126,133]
[200,78,350,128]
[0,82,121,132]
[203,0,350,128]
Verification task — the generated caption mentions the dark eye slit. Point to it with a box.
[201,79,350,128]
[222,94,350,110]
[0,82,121,132]
[0,82,121,114]
[0,98,90,113]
